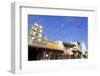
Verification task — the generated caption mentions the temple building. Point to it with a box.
[28,23,87,61]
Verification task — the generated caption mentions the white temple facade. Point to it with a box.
[81,41,87,53]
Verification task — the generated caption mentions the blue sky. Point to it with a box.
[28,15,88,48]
